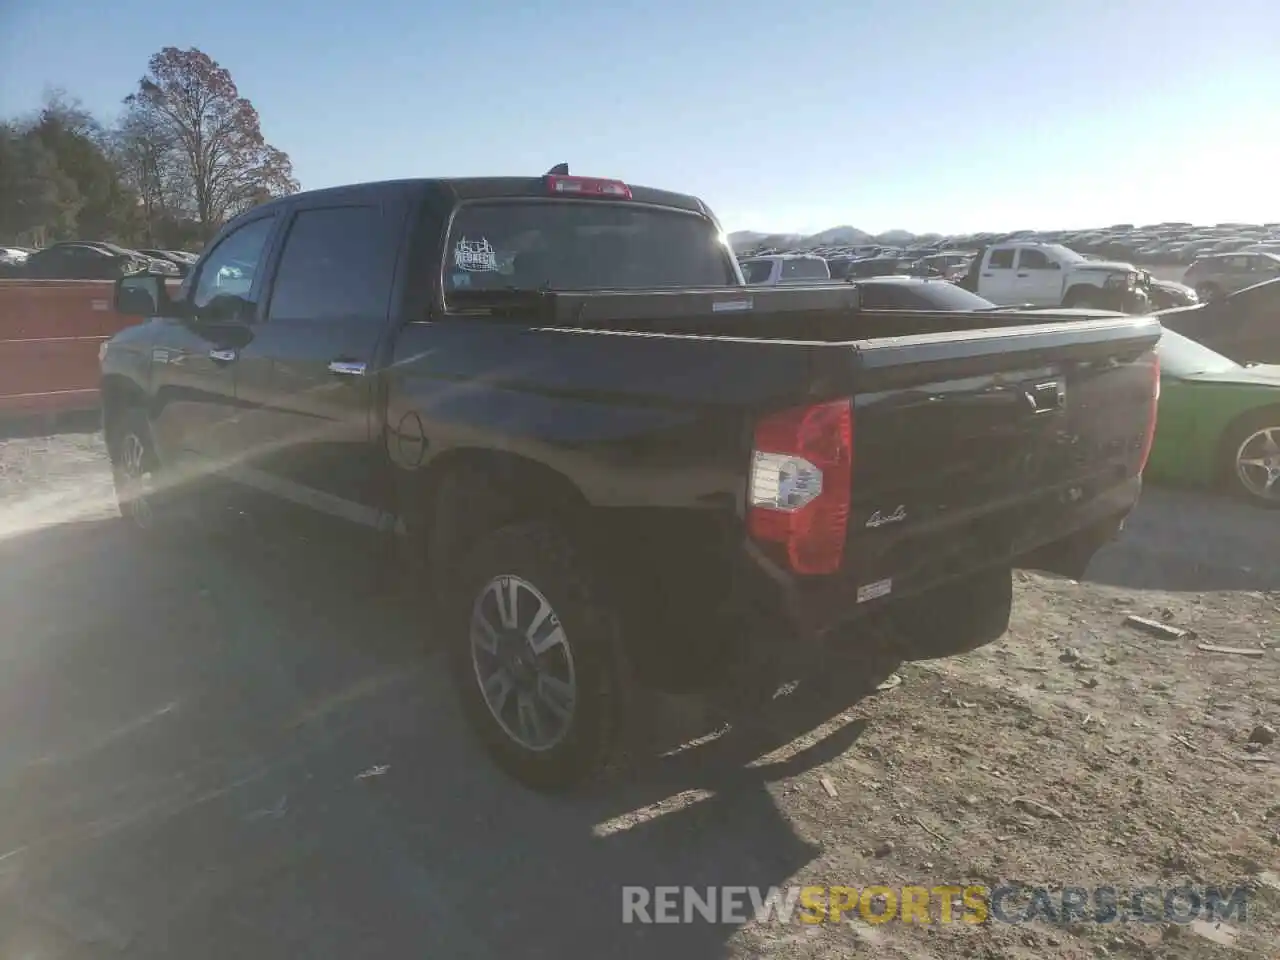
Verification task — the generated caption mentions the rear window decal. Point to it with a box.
[454,236,498,272]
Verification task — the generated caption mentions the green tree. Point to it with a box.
[0,122,80,244]
[26,93,140,242]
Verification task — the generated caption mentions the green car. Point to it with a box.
[1147,329,1280,507]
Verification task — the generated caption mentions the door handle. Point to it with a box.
[209,348,238,363]
[982,272,993,277]
[1016,272,1029,278]
[328,360,367,377]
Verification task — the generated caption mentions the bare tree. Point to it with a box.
[113,107,188,244]
[124,47,298,238]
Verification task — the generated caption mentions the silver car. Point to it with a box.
[1183,252,1280,301]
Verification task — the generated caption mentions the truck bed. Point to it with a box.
[392,289,1160,639]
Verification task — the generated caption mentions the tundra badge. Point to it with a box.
[865,504,907,528]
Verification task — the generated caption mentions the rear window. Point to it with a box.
[780,257,830,281]
[443,200,735,294]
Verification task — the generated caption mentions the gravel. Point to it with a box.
[1,423,1277,958]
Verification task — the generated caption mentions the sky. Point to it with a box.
[2,0,1279,236]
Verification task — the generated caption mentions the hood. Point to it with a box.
[1148,277,1194,294]
[1073,260,1136,273]
[1147,277,1198,307]
[1021,306,1127,317]
[1184,363,1280,388]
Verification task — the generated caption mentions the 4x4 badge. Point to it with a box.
[865,505,907,528]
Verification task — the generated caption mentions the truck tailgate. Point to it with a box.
[798,316,1160,624]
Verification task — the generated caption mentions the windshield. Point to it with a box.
[443,200,736,296]
[1157,329,1240,378]
[1042,244,1085,263]
[740,259,774,284]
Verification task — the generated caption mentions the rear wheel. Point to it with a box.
[1224,410,1280,508]
[448,521,629,790]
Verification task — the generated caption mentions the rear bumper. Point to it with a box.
[731,473,1142,644]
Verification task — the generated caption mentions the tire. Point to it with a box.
[106,405,205,534]
[448,520,630,790]
[1195,283,1223,303]
[1064,287,1104,310]
[1221,408,1280,508]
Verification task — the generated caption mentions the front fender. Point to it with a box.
[99,322,157,398]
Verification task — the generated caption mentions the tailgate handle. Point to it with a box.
[1025,380,1066,414]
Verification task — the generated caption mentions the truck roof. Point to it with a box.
[741,253,827,262]
[246,176,712,219]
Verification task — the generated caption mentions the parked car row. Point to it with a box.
[741,242,1156,314]
[0,241,199,280]
[740,221,1280,270]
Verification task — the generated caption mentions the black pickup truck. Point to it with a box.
[101,171,1162,789]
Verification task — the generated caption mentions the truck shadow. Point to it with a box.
[0,509,894,959]
[1080,486,1280,593]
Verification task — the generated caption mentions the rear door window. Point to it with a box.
[988,248,1016,269]
[443,200,735,296]
[1016,248,1052,270]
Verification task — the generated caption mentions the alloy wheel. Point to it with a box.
[469,575,577,751]
[1236,426,1280,503]
[117,432,155,528]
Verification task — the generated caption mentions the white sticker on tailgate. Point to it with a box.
[856,578,892,603]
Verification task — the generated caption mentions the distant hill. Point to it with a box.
[803,225,874,246]
[728,226,925,253]
[727,230,803,252]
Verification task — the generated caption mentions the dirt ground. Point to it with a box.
[0,422,1277,959]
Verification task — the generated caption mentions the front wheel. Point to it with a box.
[107,406,207,534]
[448,521,629,790]
[1065,288,1110,310]
[1224,411,1280,508]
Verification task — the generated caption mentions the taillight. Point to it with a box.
[545,175,632,200]
[748,398,853,575]
[1136,352,1160,475]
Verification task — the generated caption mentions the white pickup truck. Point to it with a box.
[960,242,1148,312]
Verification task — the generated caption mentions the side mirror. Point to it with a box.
[1049,261,1061,270]
[114,273,173,318]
